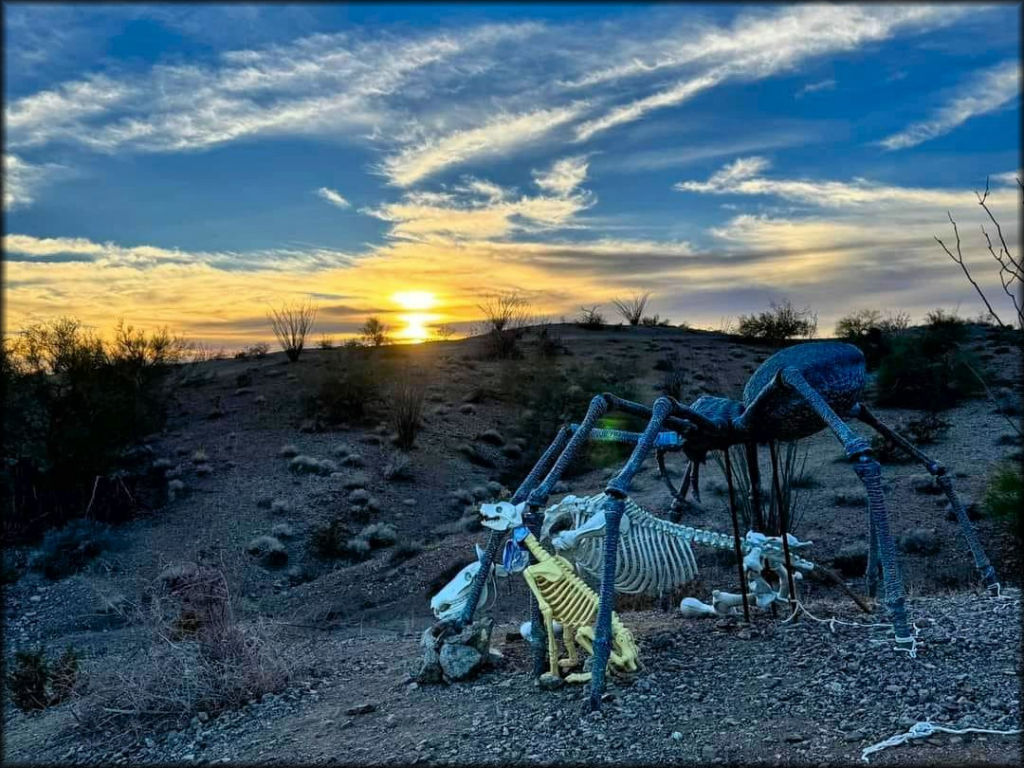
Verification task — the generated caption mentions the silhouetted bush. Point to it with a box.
[576,305,606,330]
[611,293,650,326]
[314,347,386,425]
[875,311,982,410]
[388,371,426,450]
[478,292,532,359]
[640,314,672,327]
[360,317,391,347]
[268,299,317,362]
[2,317,182,543]
[834,309,911,368]
[737,300,817,343]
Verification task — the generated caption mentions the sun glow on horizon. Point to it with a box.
[393,290,437,311]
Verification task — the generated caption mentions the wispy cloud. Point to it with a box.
[315,187,350,208]
[533,155,590,196]
[3,154,70,210]
[795,78,836,98]
[2,234,353,272]
[570,5,966,140]
[674,156,979,208]
[879,60,1020,150]
[379,104,587,187]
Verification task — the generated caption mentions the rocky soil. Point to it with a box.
[3,323,1021,765]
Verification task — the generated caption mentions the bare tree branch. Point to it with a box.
[934,212,1008,328]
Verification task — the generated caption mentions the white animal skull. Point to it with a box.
[430,543,509,622]
[480,501,525,531]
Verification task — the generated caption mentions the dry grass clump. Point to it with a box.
[77,563,290,732]
[387,371,427,451]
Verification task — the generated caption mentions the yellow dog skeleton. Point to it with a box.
[481,501,639,683]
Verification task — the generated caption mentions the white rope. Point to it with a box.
[780,600,921,657]
[860,721,1022,763]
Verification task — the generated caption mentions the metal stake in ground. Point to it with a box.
[723,448,751,625]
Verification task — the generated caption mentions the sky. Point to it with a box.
[3,2,1021,347]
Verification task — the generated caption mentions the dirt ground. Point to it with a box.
[3,323,1021,765]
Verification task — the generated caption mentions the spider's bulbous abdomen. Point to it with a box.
[688,395,744,428]
[741,341,866,442]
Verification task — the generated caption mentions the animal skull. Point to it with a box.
[480,501,525,531]
[430,543,509,622]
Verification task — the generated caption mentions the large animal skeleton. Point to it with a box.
[479,501,639,684]
[539,492,814,604]
[447,341,1001,711]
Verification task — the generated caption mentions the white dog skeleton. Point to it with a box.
[431,494,817,625]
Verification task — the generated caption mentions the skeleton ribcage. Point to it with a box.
[531,557,600,627]
[566,497,701,596]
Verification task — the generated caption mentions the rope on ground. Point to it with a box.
[780,600,920,657]
[860,721,1022,763]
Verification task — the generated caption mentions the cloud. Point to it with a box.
[364,171,594,242]
[2,233,353,272]
[879,60,1021,150]
[379,104,587,187]
[575,73,719,142]
[3,154,71,209]
[674,156,980,209]
[533,155,589,196]
[795,78,836,98]
[569,5,966,140]
[315,187,350,208]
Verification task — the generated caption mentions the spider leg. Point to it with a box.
[589,396,678,711]
[750,368,913,644]
[458,424,573,628]
[854,403,999,593]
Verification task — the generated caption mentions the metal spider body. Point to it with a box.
[454,340,1000,711]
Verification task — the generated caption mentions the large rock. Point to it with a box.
[439,644,484,681]
[418,618,494,684]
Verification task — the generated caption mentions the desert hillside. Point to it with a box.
[3,322,1021,766]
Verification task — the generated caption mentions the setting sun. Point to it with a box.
[393,291,437,311]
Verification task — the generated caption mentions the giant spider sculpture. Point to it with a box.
[453,340,1001,711]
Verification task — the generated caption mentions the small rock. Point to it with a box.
[271,523,294,539]
[537,673,564,691]
[279,445,299,458]
[477,429,505,446]
[345,703,377,716]
[671,731,683,741]
[348,489,371,506]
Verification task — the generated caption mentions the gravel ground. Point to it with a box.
[5,589,1019,766]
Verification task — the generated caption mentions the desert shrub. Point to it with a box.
[387,371,426,450]
[315,347,386,425]
[433,324,457,341]
[383,452,414,482]
[499,357,642,484]
[576,305,606,330]
[984,462,1022,522]
[359,522,397,547]
[310,517,348,559]
[318,335,334,350]
[360,317,392,347]
[389,541,423,564]
[658,351,691,400]
[28,519,123,580]
[244,342,270,359]
[7,645,82,712]
[478,292,532,359]
[712,440,810,535]
[268,299,317,362]
[640,314,672,327]
[611,293,650,326]
[80,564,289,731]
[834,309,911,368]
[534,322,564,358]
[737,300,817,344]
[2,317,182,542]
[875,312,982,410]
